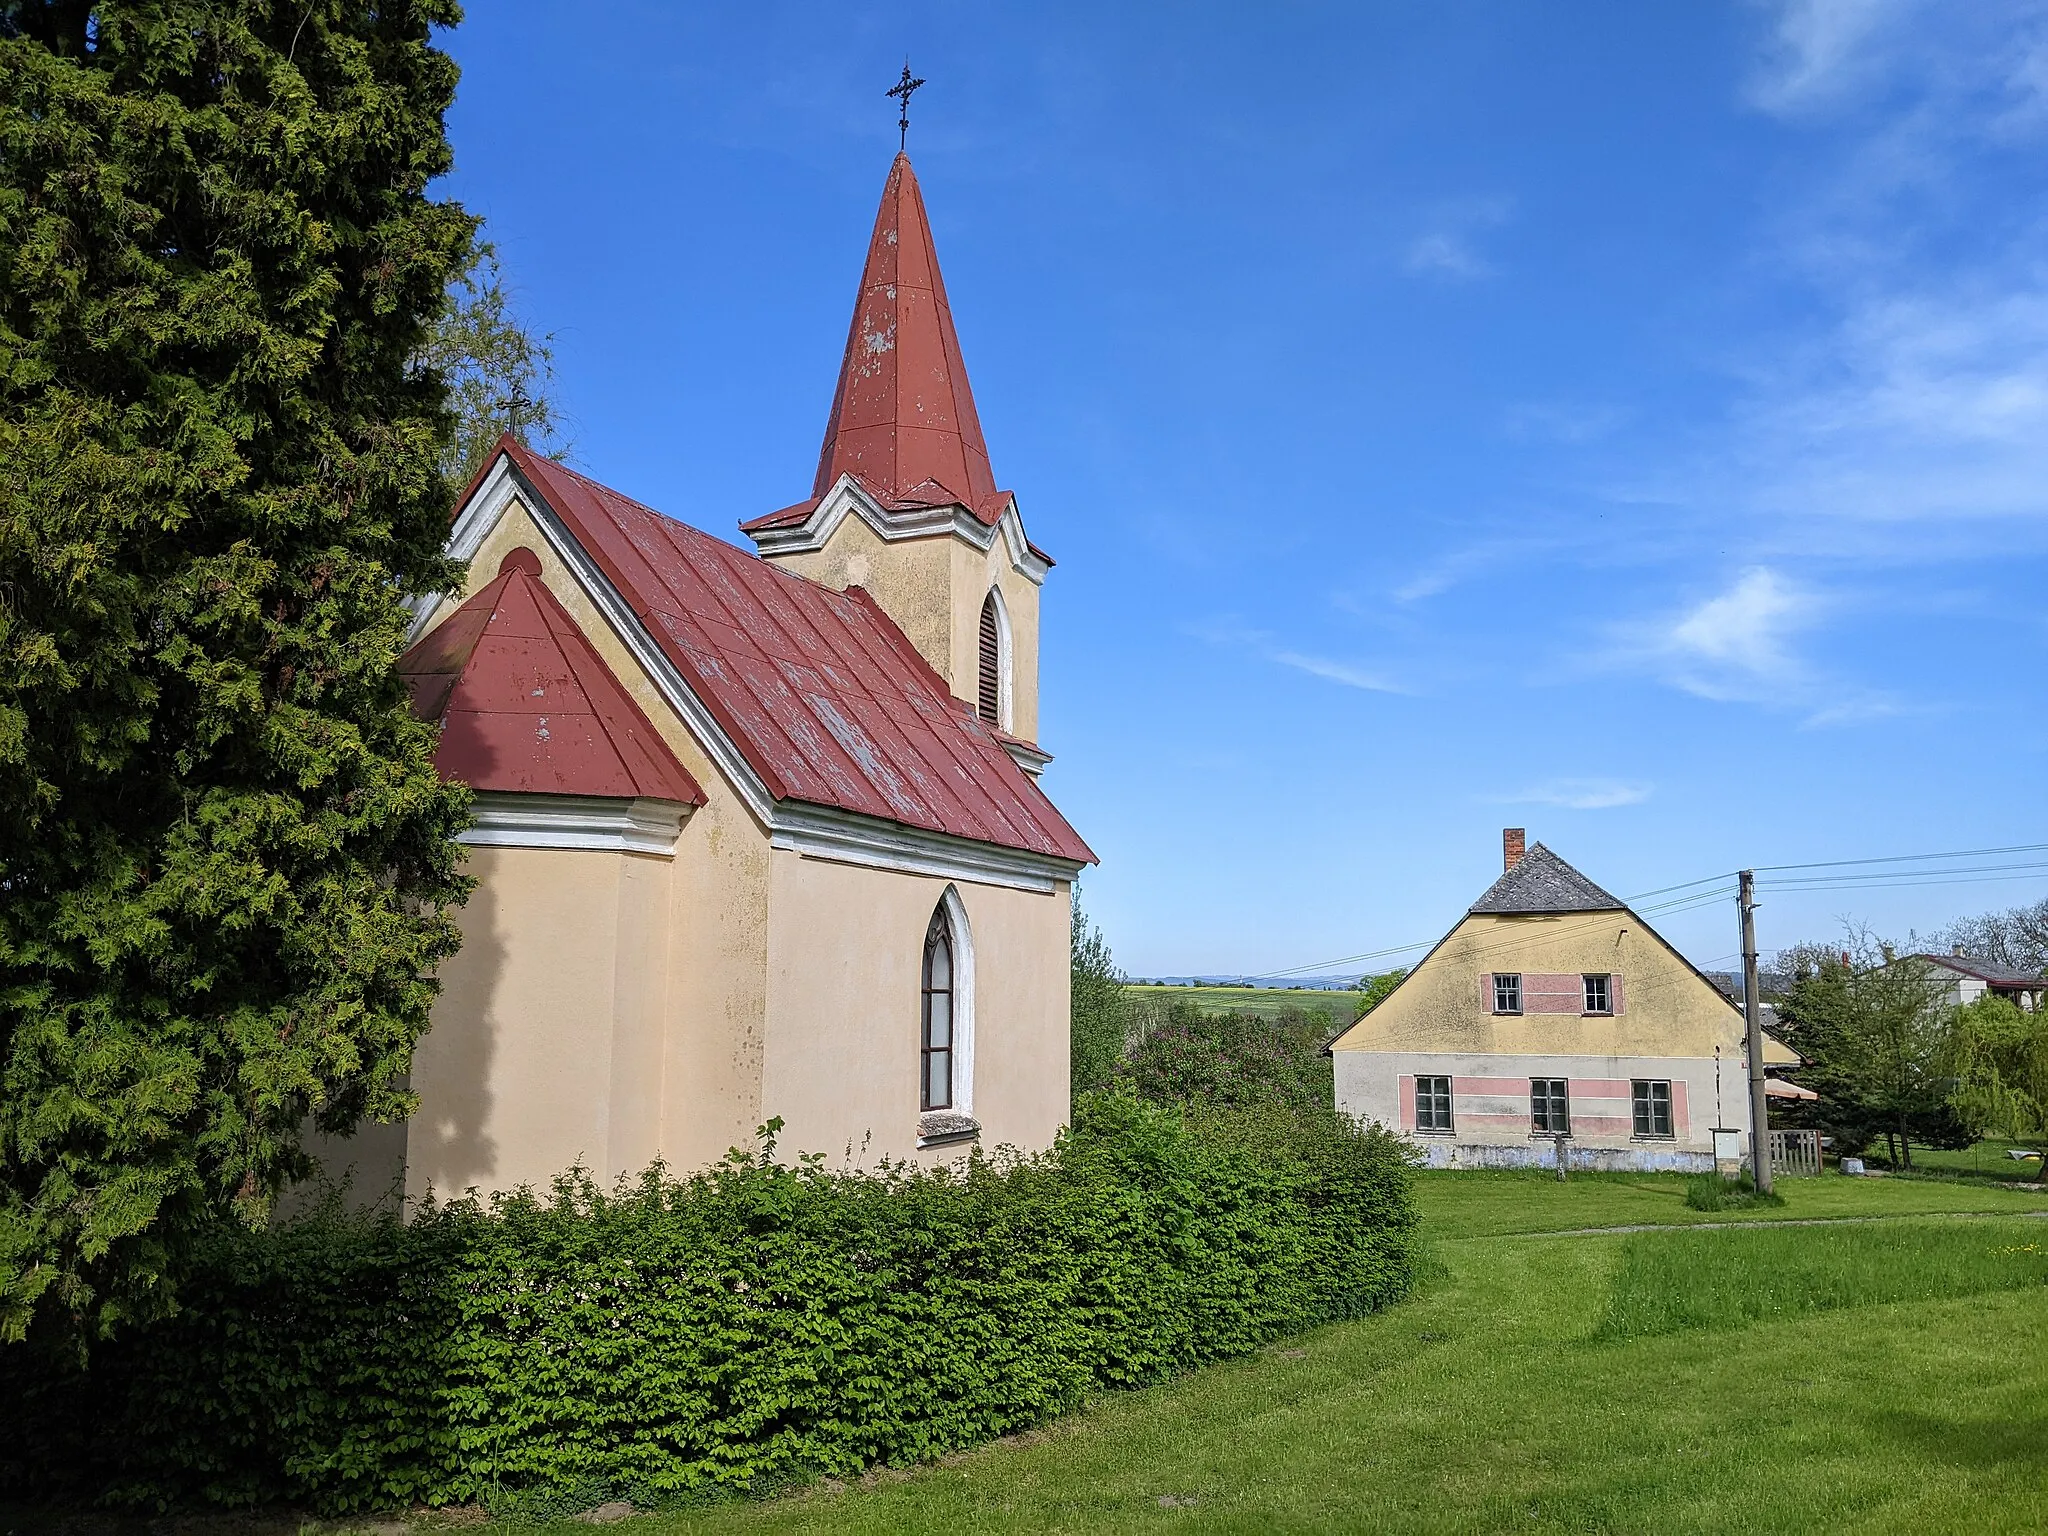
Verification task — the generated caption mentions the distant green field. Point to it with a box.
[1123,984,1360,1029]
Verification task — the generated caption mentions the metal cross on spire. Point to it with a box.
[886,61,925,152]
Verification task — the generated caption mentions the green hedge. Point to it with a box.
[0,1096,1415,1514]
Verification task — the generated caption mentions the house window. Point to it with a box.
[1583,974,1612,1014]
[1415,1075,1453,1133]
[1531,1078,1570,1134]
[921,908,954,1110]
[1632,1080,1673,1138]
[1493,973,1523,1014]
[977,591,1003,727]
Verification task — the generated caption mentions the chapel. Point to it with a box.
[323,153,1093,1203]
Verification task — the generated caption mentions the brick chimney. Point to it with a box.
[1503,828,1526,871]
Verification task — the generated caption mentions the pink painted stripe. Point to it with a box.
[1673,1078,1689,1133]
[1399,1074,1415,1133]
[1456,1076,1549,1096]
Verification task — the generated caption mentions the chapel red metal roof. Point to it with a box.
[399,546,704,806]
[495,440,1094,865]
[741,153,1018,535]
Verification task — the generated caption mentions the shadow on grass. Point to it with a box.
[1869,1403,2048,1473]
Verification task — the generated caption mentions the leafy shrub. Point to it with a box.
[1119,1002,1335,1111]
[0,1097,1415,1514]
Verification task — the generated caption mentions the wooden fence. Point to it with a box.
[1770,1127,1822,1177]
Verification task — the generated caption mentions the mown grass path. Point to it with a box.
[620,1173,2048,1536]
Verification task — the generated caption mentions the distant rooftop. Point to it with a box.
[1915,953,2047,988]
[1469,842,1627,915]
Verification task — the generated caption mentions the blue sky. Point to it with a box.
[441,1,2048,977]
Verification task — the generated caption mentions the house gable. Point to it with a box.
[1332,910,1746,1062]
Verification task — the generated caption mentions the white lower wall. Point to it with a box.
[1335,1049,1754,1173]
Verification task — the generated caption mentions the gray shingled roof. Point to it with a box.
[1469,843,1626,914]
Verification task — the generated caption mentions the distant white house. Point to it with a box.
[1912,951,2045,1013]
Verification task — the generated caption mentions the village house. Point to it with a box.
[1911,950,2045,1012]
[1330,830,1796,1172]
[319,153,1093,1204]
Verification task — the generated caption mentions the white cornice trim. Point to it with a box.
[460,793,690,856]
[1001,739,1053,777]
[745,475,1051,586]
[771,802,1083,894]
[406,454,524,643]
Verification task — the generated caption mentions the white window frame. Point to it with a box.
[923,885,976,1116]
[1583,973,1612,1015]
[1493,973,1523,1015]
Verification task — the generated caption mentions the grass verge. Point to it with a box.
[1597,1217,2048,1340]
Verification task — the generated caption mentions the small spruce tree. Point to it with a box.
[0,1,476,1339]
[1069,891,1128,1094]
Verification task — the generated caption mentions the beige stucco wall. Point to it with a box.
[305,491,1072,1205]
[403,842,672,1201]
[1332,912,1747,1060]
[760,852,1071,1165]
[764,513,1042,743]
[453,498,776,1175]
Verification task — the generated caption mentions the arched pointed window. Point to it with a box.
[921,907,955,1110]
[977,589,1005,728]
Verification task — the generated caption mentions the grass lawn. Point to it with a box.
[1124,985,1360,1030]
[1858,1136,2047,1183]
[579,1170,2048,1536]
[1414,1164,2048,1239]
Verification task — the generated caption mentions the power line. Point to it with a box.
[1246,836,2048,982]
[1753,841,2048,874]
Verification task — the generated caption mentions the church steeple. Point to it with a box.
[810,153,1005,518]
[743,151,1050,759]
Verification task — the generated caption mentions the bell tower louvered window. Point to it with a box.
[977,591,1002,726]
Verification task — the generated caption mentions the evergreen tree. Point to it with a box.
[0,1,475,1339]
[1069,892,1128,1094]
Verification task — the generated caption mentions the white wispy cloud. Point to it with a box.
[1269,650,1404,693]
[1487,779,1654,811]
[1192,621,1407,694]
[1746,0,1917,116]
[1663,567,1811,693]
[1719,1,2048,546]
[1405,197,1513,281]
[1601,568,1902,726]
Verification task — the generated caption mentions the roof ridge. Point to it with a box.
[1468,841,1626,915]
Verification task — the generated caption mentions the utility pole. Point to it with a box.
[1738,870,1773,1194]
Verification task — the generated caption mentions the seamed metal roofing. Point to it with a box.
[498,439,1094,866]
[399,546,703,806]
[739,153,1050,566]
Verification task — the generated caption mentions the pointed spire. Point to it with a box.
[812,154,1003,517]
